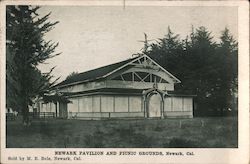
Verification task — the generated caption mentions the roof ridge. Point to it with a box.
[76,56,139,75]
[55,55,140,88]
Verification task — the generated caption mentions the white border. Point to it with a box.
[0,1,249,164]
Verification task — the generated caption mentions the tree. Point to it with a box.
[6,6,60,125]
[6,46,21,111]
[147,26,238,116]
[66,71,79,80]
[148,27,184,77]
[211,28,238,115]
[184,27,218,115]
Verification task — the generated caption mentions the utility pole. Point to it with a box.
[123,0,125,10]
[138,33,154,55]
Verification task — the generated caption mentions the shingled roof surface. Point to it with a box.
[62,88,144,97]
[56,56,139,87]
[60,88,196,97]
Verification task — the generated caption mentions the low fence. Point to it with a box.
[68,111,193,119]
[164,111,193,118]
[6,113,17,120]
[68,112,145,119]
[29,112,56,119]
[7,111,193,120]
[6,112,56,120]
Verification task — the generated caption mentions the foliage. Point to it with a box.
[66,71,78,80]
[147,26,238,116]
[6,6,60,124]
[167,137,200,148]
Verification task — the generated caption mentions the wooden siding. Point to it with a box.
[67,95,142,115]
[84,97,93,112]
[92,96,101,112]
[59,81,106,93]
[164,97,193,118]
[41,95,193,119]
[101,96,114,112]
[114,96,129,112]
[173,97,183,111]
[106,80,174,91]
[58,79,174,93]
[40,102,56,113]
[57,64,177,93]
[129,96,142,112]
[164,98,172,111]
[68,98,78,112]
[183,97,193,111]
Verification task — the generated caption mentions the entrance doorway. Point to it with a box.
[59,102,68,118]
[148,93,162,118]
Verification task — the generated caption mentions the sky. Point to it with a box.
[37,6,238,81]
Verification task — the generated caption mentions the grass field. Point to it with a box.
[6,117,238,148]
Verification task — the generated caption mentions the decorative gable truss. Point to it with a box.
[56,55,181,93]
[112,72,169,83]
[106,55,181,85]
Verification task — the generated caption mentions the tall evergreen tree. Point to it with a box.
[211,28,238,115]
[6,6,60,125]
[185,26,218,115]
[66,71,79,80]
[148,27,184,77]
[148,26,237,116]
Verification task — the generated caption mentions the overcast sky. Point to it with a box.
[37,6,238,81]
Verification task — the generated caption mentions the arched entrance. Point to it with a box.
[148,93,162,118]
[143,88,165,119]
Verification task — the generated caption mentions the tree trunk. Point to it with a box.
[22,103,30,126]
[54,102,57,117]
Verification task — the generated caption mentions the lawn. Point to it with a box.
[6,117,238,148]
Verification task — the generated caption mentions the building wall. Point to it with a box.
[59,79,174,93]
[67,95,144,118]
[59,81,106,93]
[164,97,193,118]
[40,102,56,113]
[58,62,178,93]
[106,80,174,91]
[129,96,142,112]
[40,95,193,119]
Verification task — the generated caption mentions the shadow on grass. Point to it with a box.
[166,137,202,148]
[83,126,153,148]
[6,117,238,148]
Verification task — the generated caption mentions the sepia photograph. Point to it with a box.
[1,1,249,163]
[5,4,239,148]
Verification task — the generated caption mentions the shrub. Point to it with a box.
[154,126,164,131]
[168,137,200,148]
[131,133,152,148]
[84,129,105,147]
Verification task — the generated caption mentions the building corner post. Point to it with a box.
[161,94,165,119]
[142,94,147,118]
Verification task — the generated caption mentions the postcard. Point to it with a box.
[0,0,249,163]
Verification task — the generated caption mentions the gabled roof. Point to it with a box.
[55,54,181,88]
[61,88,196,98]
[63,88,144,97]
[55,56,139,88]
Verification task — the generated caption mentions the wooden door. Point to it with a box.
[148,93,161,118]
[59,103,68,118]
